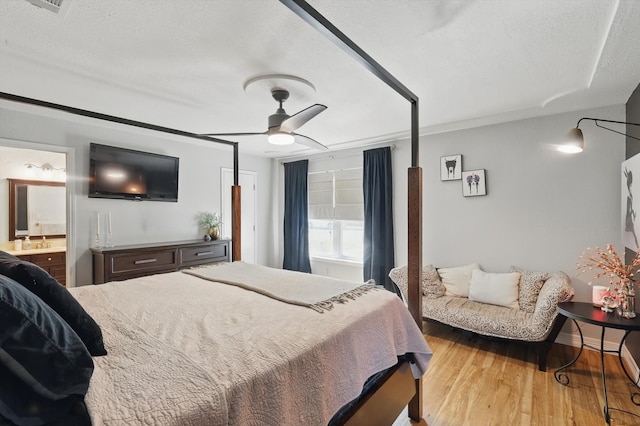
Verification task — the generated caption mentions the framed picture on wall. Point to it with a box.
[622,153,640,252]
[462,169,486,197]
[440,155,462,181]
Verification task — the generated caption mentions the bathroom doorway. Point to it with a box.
[0,143,69,285]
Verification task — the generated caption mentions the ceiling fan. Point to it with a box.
[202,88,328,151]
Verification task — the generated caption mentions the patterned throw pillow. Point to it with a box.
[510,266,550,313]
[423,266,445,299]
[388,265,445,300]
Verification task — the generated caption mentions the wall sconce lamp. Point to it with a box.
[25,162,66,179]
[559,117,640,154]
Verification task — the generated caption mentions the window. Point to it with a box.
[308,168,363,261]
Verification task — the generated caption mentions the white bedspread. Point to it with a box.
[69,264,432,425]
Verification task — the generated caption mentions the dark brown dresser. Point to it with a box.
[91,239,230,284]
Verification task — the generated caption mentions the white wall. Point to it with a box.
[417,104,624,295]
[0,102,275,286]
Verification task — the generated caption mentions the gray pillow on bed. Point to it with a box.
[0,274,94,425]
[0,250,107,356]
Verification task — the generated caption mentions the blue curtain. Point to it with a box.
[363,147,396,292]
[283,160,312,273]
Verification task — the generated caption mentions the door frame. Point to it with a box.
[0,138,76,287]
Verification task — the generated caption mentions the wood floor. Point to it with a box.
[419,320,640,426]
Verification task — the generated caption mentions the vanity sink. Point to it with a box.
[4,246,66,256]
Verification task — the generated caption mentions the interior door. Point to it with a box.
[221,168,257,263]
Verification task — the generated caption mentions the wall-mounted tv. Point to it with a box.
[89,143,179,202]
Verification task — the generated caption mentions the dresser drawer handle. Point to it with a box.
[195,251,213,256]
[48,257,52,261]
[134,258,157,265]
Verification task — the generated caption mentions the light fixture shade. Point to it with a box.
[25,163,35,177]
[558,128,584,153]
[41,163,53,179]
[24,162,65,179]
[268,132,295,145]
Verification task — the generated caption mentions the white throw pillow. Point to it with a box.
[438,263,481,297]
[468,269,521,309]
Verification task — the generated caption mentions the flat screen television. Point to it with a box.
[89,143,179,202]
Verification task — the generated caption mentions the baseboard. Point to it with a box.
[556,331,639,380]
[621,343,640,382]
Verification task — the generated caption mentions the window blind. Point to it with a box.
[308,168,363,220]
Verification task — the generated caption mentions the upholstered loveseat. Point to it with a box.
[389,264,575,371]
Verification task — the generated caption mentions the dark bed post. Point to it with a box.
[407,100,423,421]
[232,143,241,261]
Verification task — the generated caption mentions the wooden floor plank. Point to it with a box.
[419,320,640,426]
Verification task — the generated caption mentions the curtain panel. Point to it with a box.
[363,147,396,293]
[283,159,312,273]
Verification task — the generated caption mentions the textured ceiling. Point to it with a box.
[1,0,639,158]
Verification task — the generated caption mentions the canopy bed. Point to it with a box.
[0,0,427,424]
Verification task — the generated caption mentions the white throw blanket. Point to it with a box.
[70,266,432,425]
[183,261,379,312]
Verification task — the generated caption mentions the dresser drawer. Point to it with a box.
[180,243,228,266]
[31,252,65,266]
[109,249,178,278]
[49,264,67,286]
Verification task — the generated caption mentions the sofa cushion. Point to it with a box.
[468,270,520,310]
[437,263,480,297]
[511,266,549,313]
[422,296,539,340]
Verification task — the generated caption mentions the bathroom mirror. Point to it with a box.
[8,179,66,241]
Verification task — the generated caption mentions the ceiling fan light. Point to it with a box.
[268,132,295,145]
[558,128,584,153]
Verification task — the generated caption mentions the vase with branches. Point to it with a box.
[199,212,221,240]
[577,243,638,318]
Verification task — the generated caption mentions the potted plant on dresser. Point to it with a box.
[199,212,221,241]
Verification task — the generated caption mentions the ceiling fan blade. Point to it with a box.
[294,133,329,151]
[200,131,266,137]
[279,104,327,133]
